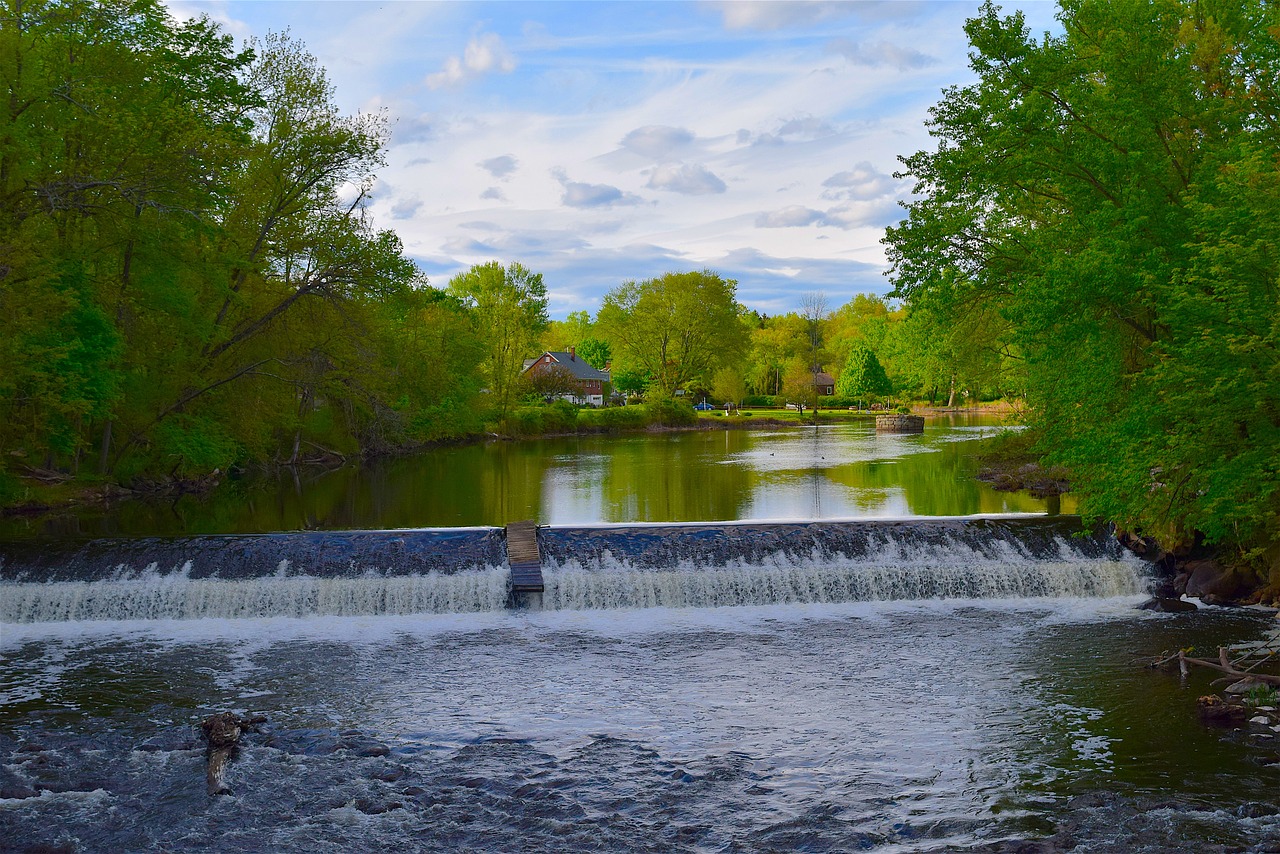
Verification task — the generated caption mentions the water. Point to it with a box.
[3,602,1278,852]
[3,420,1277,851]
[0,416,1069,539]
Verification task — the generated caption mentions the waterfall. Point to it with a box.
[0,518,1150,623]
[1,568,513,623]
[539,545,1145,611]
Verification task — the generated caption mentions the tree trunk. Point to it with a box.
[98,419,113,474]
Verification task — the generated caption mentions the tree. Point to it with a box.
[597,270,746,397]
[712,366,747,407]
[448,261,548,418]
[836,346,892,405]
[0,3,474,487]
[575,337,611,372]
[885,0,1280,574]
[826,294,891,378]
[0,0,261,473]
[800,291,829,417]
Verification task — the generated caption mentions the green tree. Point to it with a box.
[0,3,466,488]
[575,337,611,372]
[886,0,1280,576]
[597,270,746,397]
[448,261,549,418]
[712,366,748,407]
[836,346,892,404]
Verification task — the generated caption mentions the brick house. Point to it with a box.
[521,347,611,406]
[813,371,836,395]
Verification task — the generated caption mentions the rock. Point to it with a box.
[1199,593,1241,607]
[1237,802,1280,819]
[1137,597,1197,613]
[1196,695,1248,723]
[1251,716,1272,725]
[1182,558,1248,601]
[1224,678,1269,695]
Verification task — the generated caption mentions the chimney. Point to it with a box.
[569,346,576,361]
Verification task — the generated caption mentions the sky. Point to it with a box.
[164,0,1060,319]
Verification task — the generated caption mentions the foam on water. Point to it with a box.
[539,534,1147,611]
[1,533,1149,623]
[1,567,512,623]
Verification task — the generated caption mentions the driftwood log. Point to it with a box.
[200,712,266,796]
[1176,648,1280,687]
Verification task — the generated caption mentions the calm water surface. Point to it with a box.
[2,415,1071,539]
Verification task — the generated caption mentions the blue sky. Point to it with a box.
[166,1,1059,318]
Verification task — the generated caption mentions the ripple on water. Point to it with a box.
[1,601,1277,851]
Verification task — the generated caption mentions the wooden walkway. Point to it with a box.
[505,520,544,592]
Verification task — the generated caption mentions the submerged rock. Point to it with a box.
[1196,695,1248,723]
[1137,597,1197,613]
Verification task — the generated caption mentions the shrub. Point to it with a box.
[501,400,579,436]
[742,394,776,407]
[502,406,545,436]
[0,470,20,506]
[544,399,580,432]
[578,406,649,432]
[154,415,241,477]
[646,397,696,427]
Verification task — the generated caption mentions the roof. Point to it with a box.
[523,351,610,381]
[813,371,836,386]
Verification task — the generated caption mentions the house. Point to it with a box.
[522,347,611,406]
[813,371,836,396]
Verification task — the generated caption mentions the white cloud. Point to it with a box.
[552,168,642,208]
[619,125,696,160]
[426,32,516,90]
[646,163,727,195]
[479,155,519,179]
[390,197,424,219]
[712,1,859,31]
[756,206,827,228]
[827,37,935,70]
[207,0,1035,316]
[821,162,900,200]
[822,199,906,230]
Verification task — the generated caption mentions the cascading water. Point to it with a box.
[0,518,1150,623]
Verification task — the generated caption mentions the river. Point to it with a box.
[1,417,1277,852]
[0,415,1067,539]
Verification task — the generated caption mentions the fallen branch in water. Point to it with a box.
[1177,648,1280,687]
[201,712,266,796]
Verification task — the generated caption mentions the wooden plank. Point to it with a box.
[505,520,544,592]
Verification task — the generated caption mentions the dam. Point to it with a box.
[1,517,1147,623]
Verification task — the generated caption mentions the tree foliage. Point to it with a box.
[0,0,485,486]
[447,261,549,418]
[597,270,746,397]
[836,347,892,401]
[886,0,1280,567]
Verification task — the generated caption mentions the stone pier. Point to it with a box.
[875,414,925,433]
